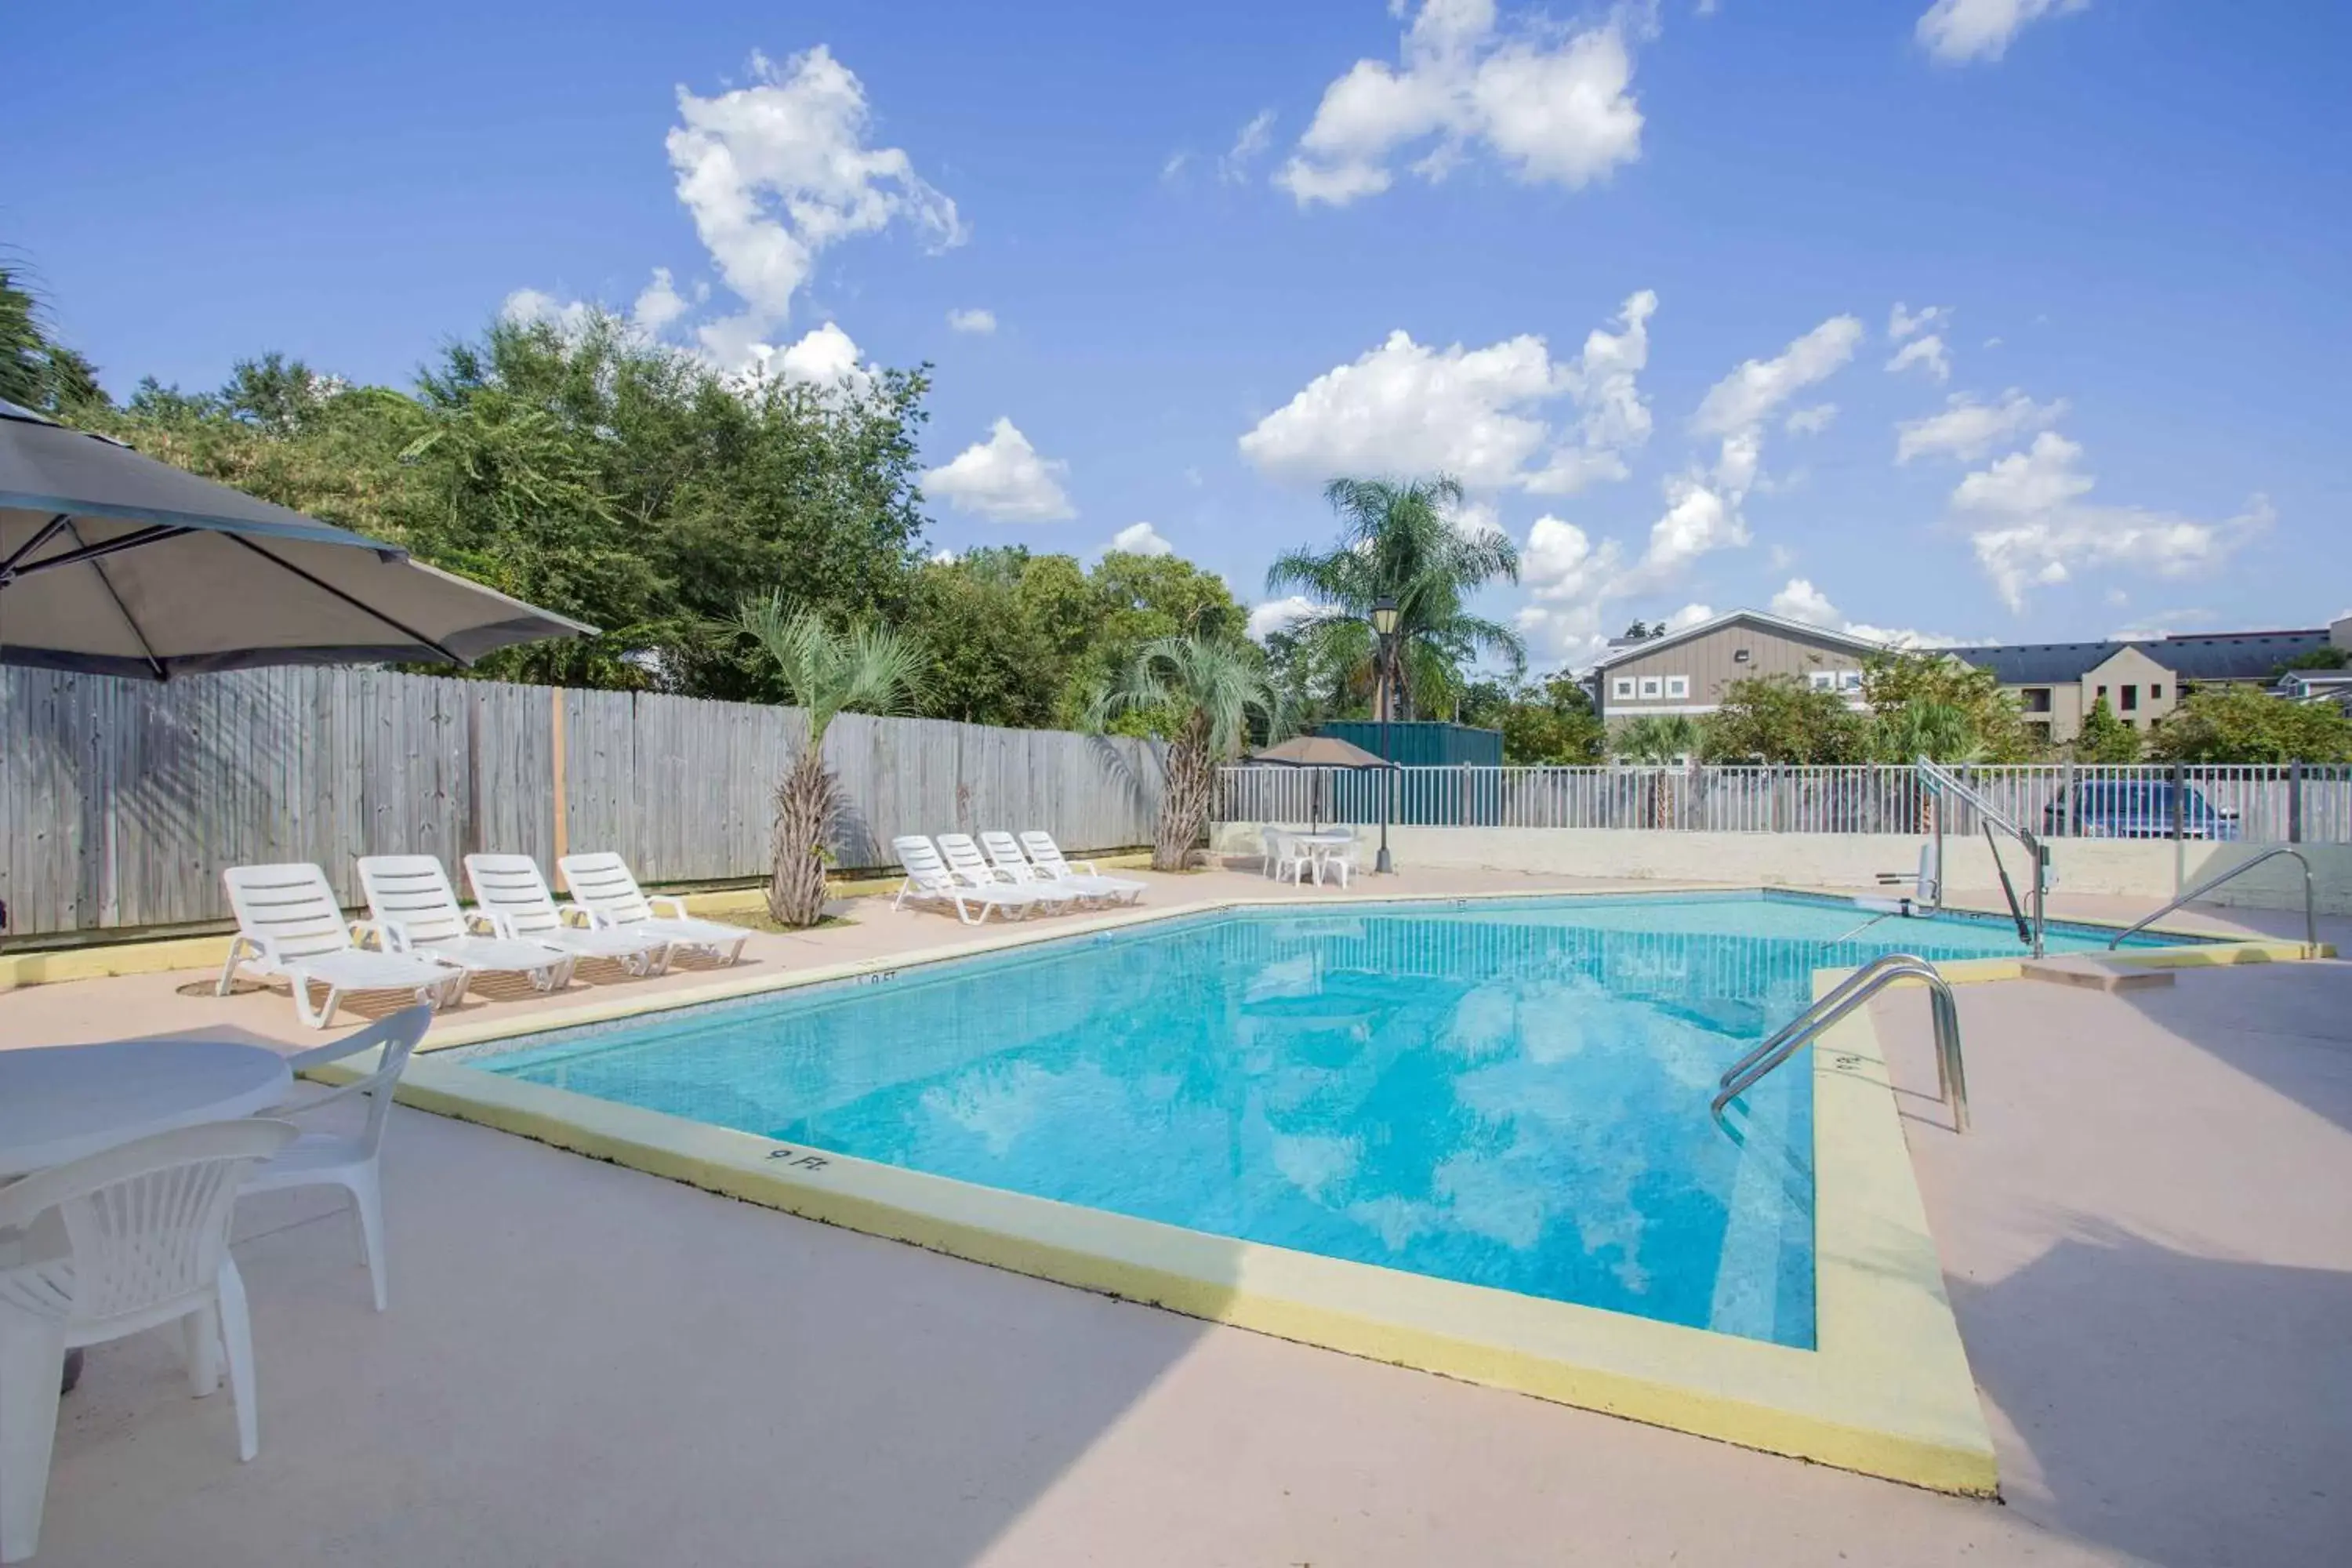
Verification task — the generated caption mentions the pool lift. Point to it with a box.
[1915,757,2049,960]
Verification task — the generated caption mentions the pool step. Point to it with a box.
[2019,956,2176,993]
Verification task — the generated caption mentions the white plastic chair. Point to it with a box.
[890,836,1047,924]
[0,1117,298,1563]
[460,855,672,975]
[220,863,469,1029]
[238,1005,429,1314]
[357,855,575,995]
[557,852,752,966]
[1264,828,1316,887]
[1312,828,1360,889]
[1010,831,1147,906]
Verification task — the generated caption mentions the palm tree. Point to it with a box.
[1875,700,1983,831]
[1612,715,1700,828]
[1265,476,1524,722]
[735,593,928,927]
[1090,633,1290,871]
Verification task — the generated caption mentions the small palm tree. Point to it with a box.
[1091,633,1290,871]
[735,593,928,927]
[1612,715,1700,828]
[1877,701,1984,831]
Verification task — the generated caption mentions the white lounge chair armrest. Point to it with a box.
[649,894,691,920]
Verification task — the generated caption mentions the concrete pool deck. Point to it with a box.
[4,867,2349,1563]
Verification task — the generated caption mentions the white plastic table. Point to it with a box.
[0,1040,292,1180]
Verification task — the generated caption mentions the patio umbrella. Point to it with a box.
[1247,732,1389,831]
[0,399,593,680]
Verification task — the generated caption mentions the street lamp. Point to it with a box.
[1370,596,1399,873]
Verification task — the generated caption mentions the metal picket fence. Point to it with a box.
[1217,763,2352,845]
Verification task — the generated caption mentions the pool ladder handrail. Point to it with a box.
[1712,953,1969,1133]
[2106,844,2318,956]
[1917,757,2048,959]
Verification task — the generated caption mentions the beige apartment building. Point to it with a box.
[1586,610,2352,747]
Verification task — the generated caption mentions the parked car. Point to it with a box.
[2042,779,2241,840]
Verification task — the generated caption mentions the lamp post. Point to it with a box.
[1371,596,1399,873]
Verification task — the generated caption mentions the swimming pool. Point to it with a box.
[459,891,2188,1351]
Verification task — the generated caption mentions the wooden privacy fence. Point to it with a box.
[0,665,1163,937]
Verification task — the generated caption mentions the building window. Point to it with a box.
[2121,684,2139,712]
[1638,676,1663,699]
[1808,671,1835,691]
[1664,674,1690,699]
[1838,670,1864,692]
[2151,684,2164,700]
[1611,676,1635,700]
[2096,684,2107,699]
[2021,687,2052,713]
[1732,648,1751,664]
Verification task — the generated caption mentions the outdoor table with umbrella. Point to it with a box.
[1246,734,1394,880]
[0,395,590,1392]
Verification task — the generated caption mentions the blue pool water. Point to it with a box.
[464,892,2194,1348]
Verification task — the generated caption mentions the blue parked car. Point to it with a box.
[2042,780,2240,840]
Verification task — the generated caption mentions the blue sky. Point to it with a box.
[12,0,2349,666]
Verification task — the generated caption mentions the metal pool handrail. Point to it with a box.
[2107,845,2318,955]
[1713,953,1969,1134]
[1918,757,2049,959]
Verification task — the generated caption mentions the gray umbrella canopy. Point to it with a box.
[1249,733,1389,768]
[0,400,593,680]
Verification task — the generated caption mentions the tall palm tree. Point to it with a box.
[1612,715,1701,828]
[1090,633,1289,871]
[735,593,929,926]
[1265,476,1524,722]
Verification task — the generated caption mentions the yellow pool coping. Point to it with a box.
[298,887,2325,1493]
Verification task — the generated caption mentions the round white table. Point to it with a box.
[0,1040,293,1180]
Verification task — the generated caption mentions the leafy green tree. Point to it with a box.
[2072,696,2143,763]
[1701,675,1868,764]
[1612,713,1702,765]
[2146,686,2352,764]
[0,256,107,414]
[1091,633,1289,870]
[2278,646,2351,673]
[1265,475,1524,721]
[734,596,928,926]
[1861,651,2038,761]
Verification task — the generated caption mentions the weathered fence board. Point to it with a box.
[0,666,1163,936]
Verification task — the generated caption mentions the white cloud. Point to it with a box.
[1106,521,1174,557]
[768,321,874,394]
[667,46,963,368]
[1916,0,2089,65]
[1160,151,1190,182]
[1885,334,1951,383]
[2109,608,2214,641]
[1949,432,2272,610]
[1896,389,2068,463]
[1514,514,1627,659]
[1784,403,1838,436]
[1446,497,1508,539]
[1276,2,1643,208]
[1887,301,1947,342]
[1240,290,1656,494]
[631,268,693,334]
[1769,576,1841,626]
[1663,602,1713,633]
[1221,110,1277,183]
[946,307,997,335]
[928,547,960,565]
[923,418,1076,522]
[1691,315,1864,438]
[499,288,595,335]
[1249,595,1325,641]
[1768,577,1959,648]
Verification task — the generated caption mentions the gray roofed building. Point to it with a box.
[1949,619,2350,745]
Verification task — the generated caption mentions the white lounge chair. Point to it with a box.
[982,830,1136,907]
[460,855,672,976]
[891,835,1051,924]
[1018,831,1147,905]
[1263,826,1316,887]
[219,863,469,1029]
[241,1005,427,1313]
[357,855,575,995]
[1,1117,299,1562]
[938,833,1073,917]
[557,852,753,966]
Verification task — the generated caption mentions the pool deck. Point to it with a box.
[3,866,2349,1563]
